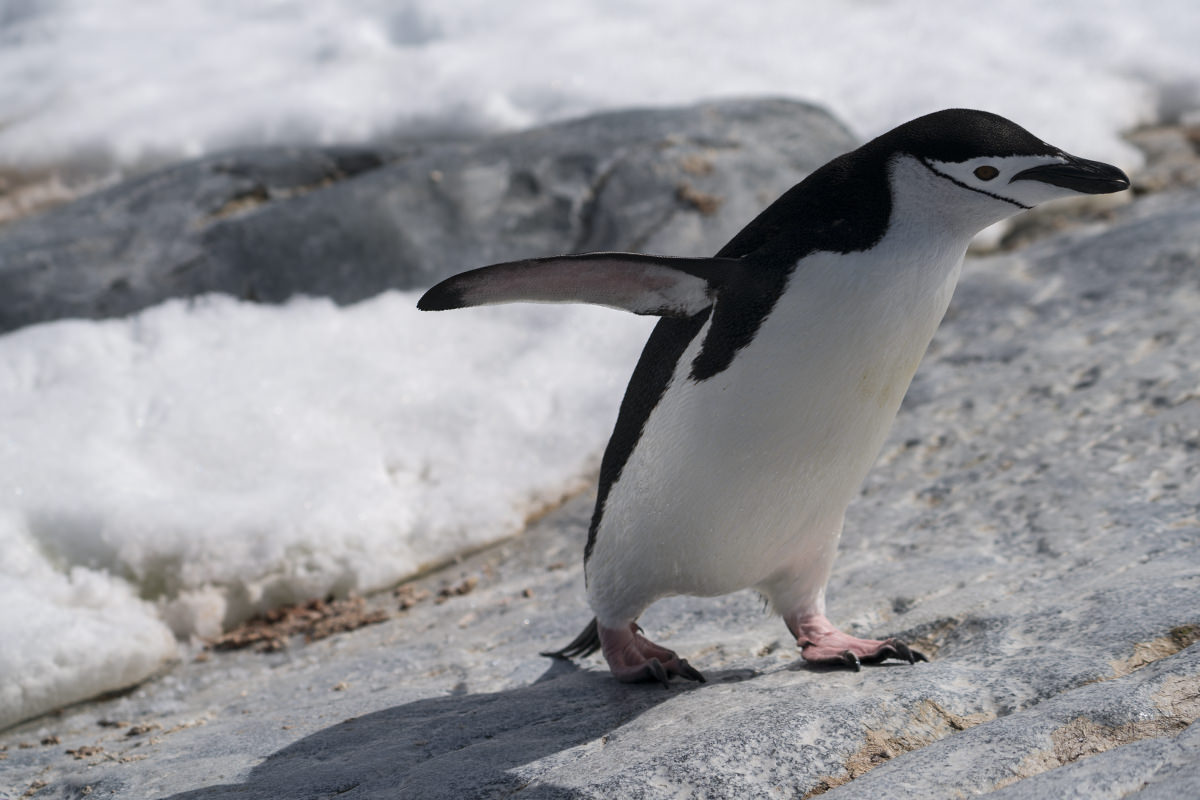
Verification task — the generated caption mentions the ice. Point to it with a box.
[0,293,652,728]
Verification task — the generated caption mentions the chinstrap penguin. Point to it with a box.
[419,109,1130,685]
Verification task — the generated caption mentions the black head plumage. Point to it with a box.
[871,108,1060,163]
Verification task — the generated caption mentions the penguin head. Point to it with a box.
[878,108,1130,226]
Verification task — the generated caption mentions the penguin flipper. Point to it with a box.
[417,252,740,317]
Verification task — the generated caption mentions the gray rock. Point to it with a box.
[0,99,853,333]
[3,181,1199,799]
[0,146,396,332]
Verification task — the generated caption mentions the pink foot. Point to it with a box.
[599,622,706,687]
[786,613,927,671]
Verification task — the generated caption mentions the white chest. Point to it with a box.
[587,159,977,617]
[683,227,966,510]
[590,224,969,603]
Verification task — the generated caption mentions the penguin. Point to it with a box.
[418,109,1130,685]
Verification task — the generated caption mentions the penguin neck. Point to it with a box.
[886,153,1019,243]
[803,155,974,313]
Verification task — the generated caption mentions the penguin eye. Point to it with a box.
[974,165,999,181]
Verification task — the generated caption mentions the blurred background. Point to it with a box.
[3,0,1198,209]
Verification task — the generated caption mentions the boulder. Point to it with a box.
[0,99,854,333]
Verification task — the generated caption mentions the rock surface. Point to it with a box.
[2,176,1198,798]
[0,99,852,333]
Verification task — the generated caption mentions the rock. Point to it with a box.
[2,182,1198,798]
[0,99,853,333]
[1124,123,1200,195]
[0,146,395,333]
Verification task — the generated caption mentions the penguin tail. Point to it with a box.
[417,252,741,318]
[541,617,601,660]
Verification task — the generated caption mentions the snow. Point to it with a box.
[2,1,1200,181]
[0,294,651,728]
[2,0,1200,729]
[0,523,176,730]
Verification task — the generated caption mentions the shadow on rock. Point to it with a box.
[162,660,698,800]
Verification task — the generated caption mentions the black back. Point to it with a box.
[584,109,1055,564]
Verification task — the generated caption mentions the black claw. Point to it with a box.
[841,650,862,672]
[888,640,929,665]
[647,658,670,689]
[677,658,707,683]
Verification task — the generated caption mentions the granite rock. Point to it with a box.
[2,173,1198,798]
[0,99,853,333]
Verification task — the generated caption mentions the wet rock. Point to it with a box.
[0,99,853,333]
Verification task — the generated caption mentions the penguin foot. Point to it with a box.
[785,612,927,669]
[599,622,706,687]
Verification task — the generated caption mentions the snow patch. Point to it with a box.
[0,292,651,728]
[2,1,1199,179]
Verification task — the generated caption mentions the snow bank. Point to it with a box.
[2,1,1199,179]
[0,518,176,731]
[0,293,651,728]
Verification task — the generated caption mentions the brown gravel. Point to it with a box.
[208,596,389,653]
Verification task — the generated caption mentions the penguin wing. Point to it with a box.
[416,252,741,318]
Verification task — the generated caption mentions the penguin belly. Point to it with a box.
[585,246,964,626]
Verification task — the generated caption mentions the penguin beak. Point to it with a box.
[1010,153,1130,194]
